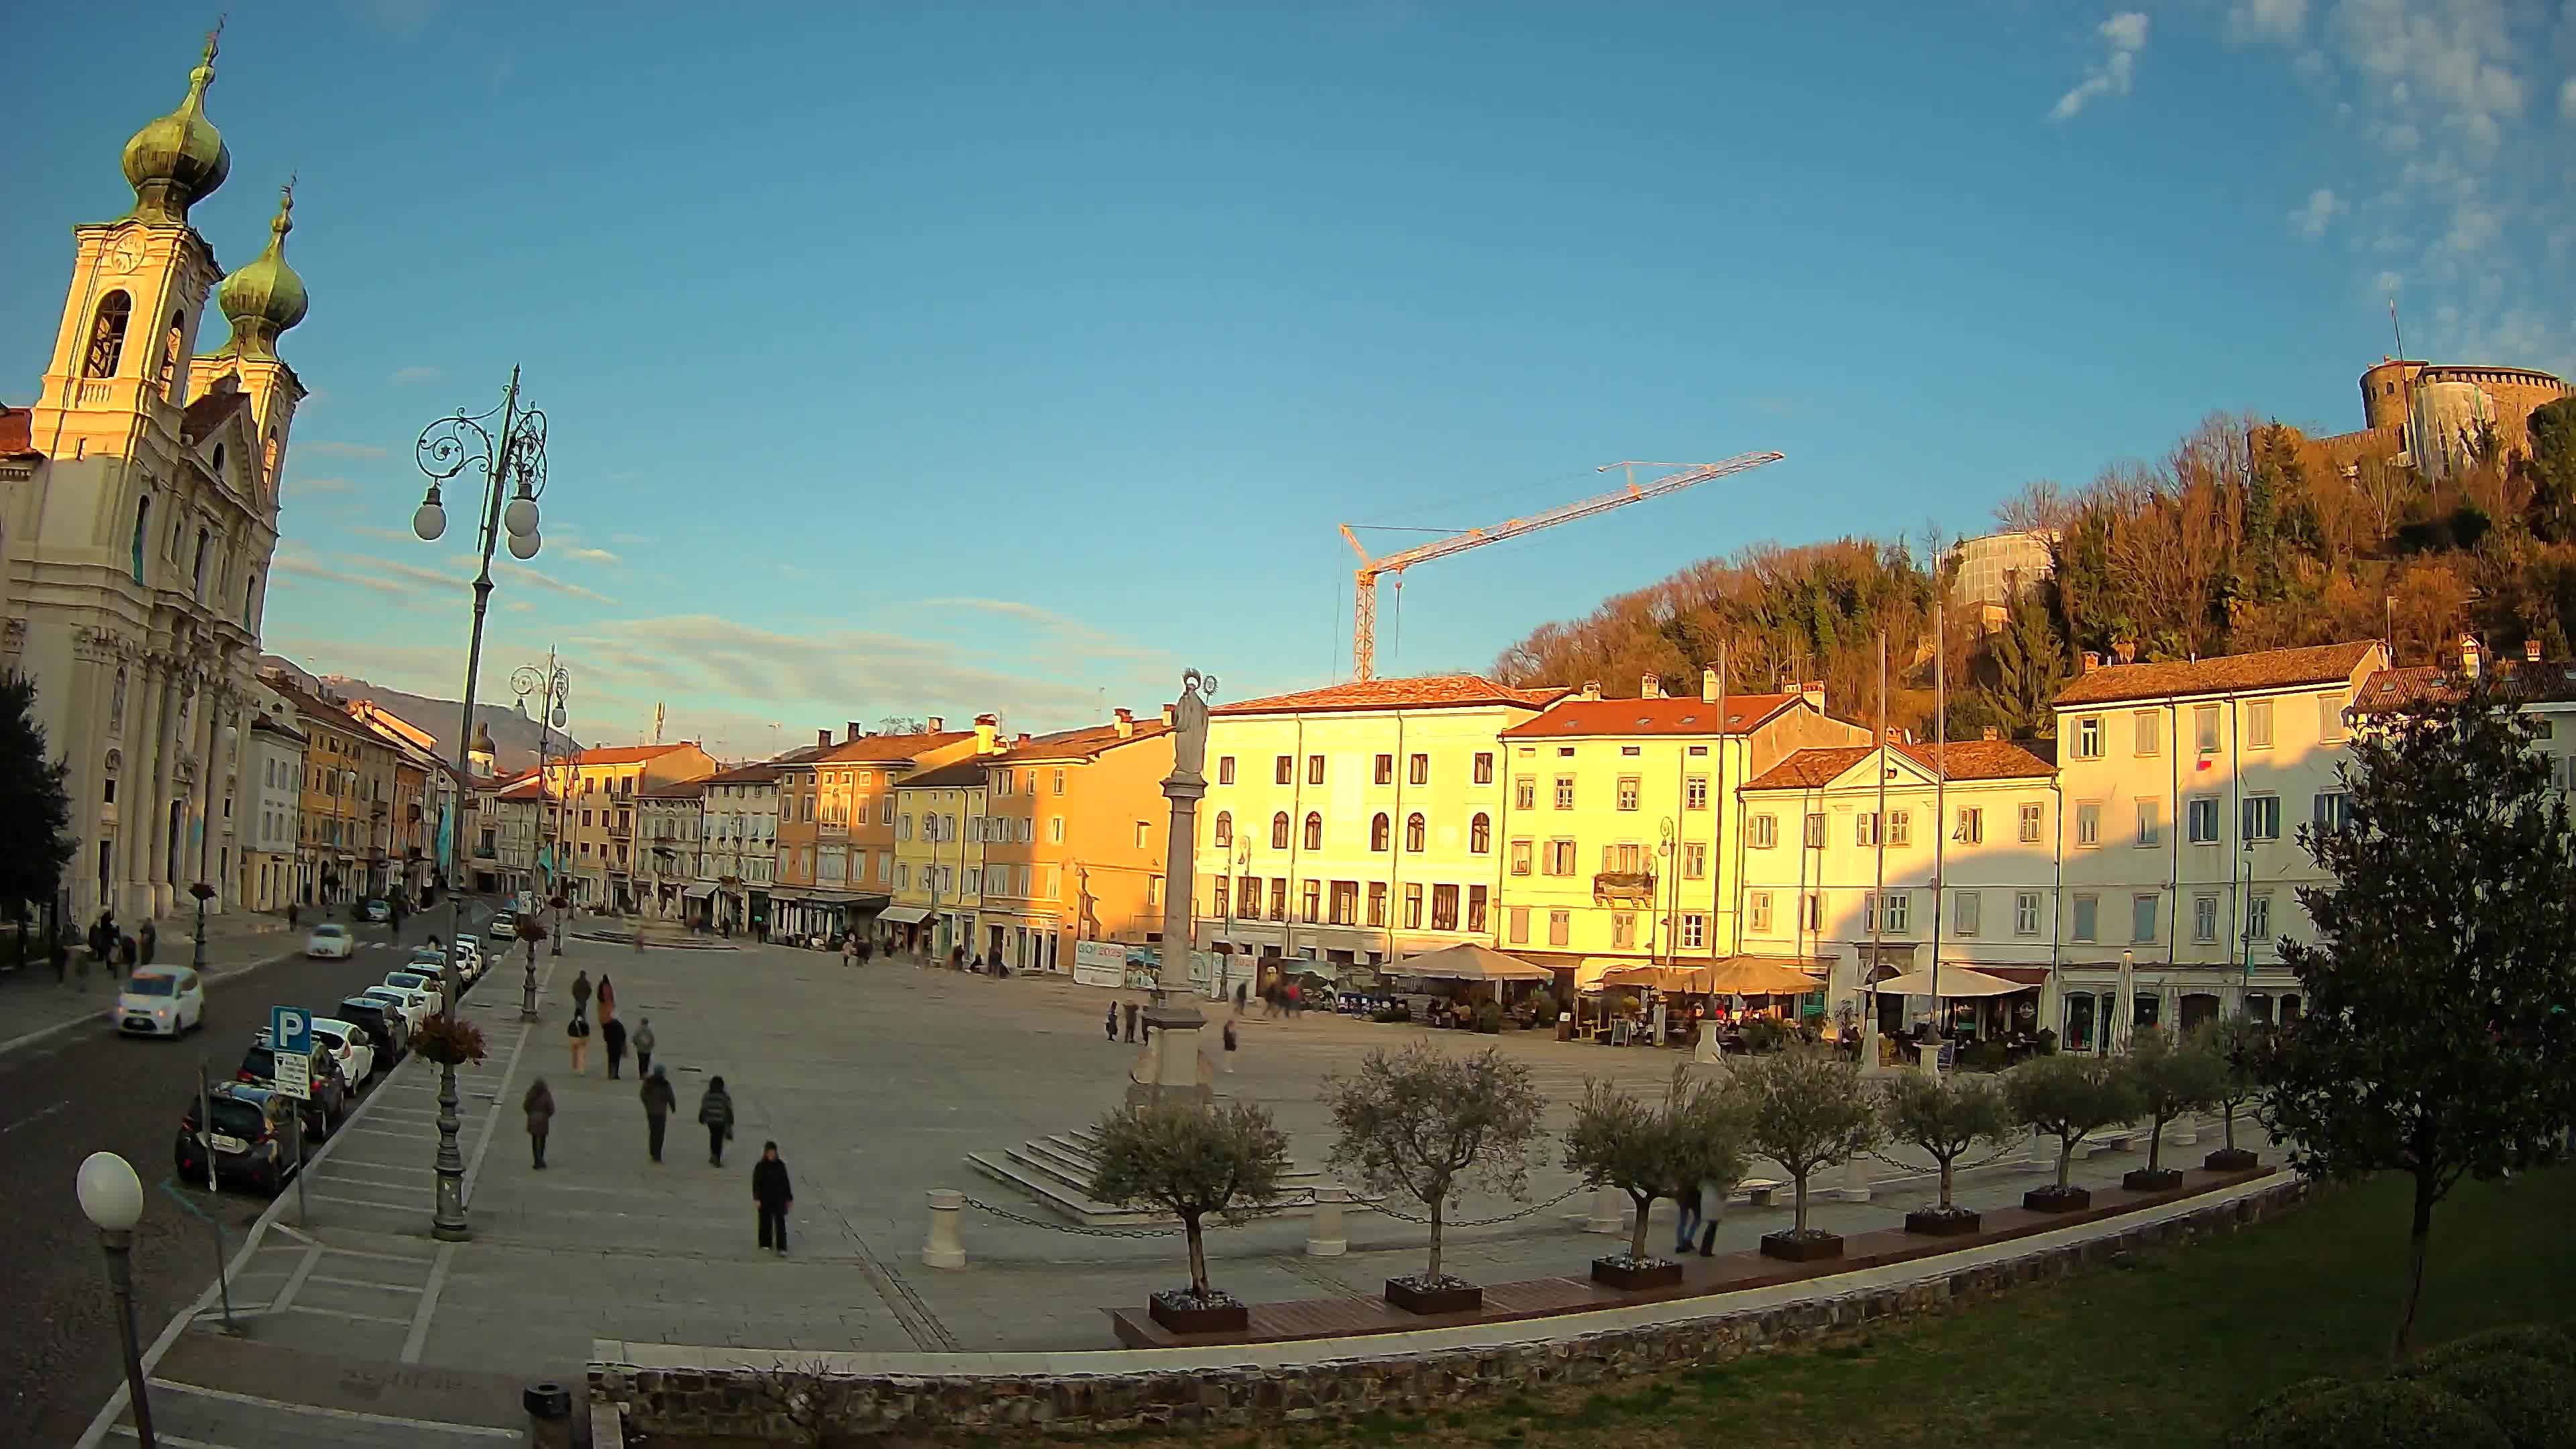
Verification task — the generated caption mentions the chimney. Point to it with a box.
[1982,726,2002,741]
[1701,667,1719,704]
[2461,634,2483,682]
[1800,680,1825,710]
[1113,708,1135,739]
[816,729,831,749]
[1014,732,1031,747]
[1580,680,1601,702]
[1160,703,1176,727]
[2526,639,2542,665]
[2082,651,2101,674]
[975,712,1000,753]
[926,716,945,733]
[847,721,864,743]
[1641,674,1664,699]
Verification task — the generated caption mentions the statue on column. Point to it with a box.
[1171,668,1216,781]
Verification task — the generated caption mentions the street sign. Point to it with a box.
[270,1006,312,1100]
[272,1049,311,1099]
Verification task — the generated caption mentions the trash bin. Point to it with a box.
[524,1381,573,1449]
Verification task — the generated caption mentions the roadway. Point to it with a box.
[0,903,506,1444]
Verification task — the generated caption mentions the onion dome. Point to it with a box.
[121,28,231,225]
[215,184,308,358]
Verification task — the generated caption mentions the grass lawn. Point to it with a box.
[1095,1166,2575,1449]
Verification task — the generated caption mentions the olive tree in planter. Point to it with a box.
[1878,1069,2015,1236]
[1087,1100,1291,1334]
[1326,1043,1547,1314]
[2121,1027,2227,1191]
[1735,1047,1882,1261]
[1563,1067,1747,1290]
[2005,1052,2143,1212]
[2199,1016,2269,1172]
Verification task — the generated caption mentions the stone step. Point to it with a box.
[968,1124,1342,1226]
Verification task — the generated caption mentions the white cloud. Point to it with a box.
[294,477,357,494]
[296,442,387,459]
[564,547,621,565]
[2229,0,2309,42]
[2290,186,2349,237]
[390,366,441,385]
[2051,12,2151,121]
[2375,269,2407,294]
[272,552,416,599]
[2561,75,2575,119]
[497,559,614,604]
[609,533,654,546]
[347,525,418,543]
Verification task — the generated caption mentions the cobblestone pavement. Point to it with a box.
[76,937,2278,1446]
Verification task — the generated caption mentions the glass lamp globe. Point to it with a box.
[413,497,447,542]
[503,495,539,538]
[507,529,541,561]
[76,1151,144,1232]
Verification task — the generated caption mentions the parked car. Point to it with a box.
[113,967,205,1037]
[489,914,517,942]
[362,984,431,1032]
[175,1085,300,1195]
[305,923,354,959]
[234,1039,347,1138]
[384,969,445,1009]
[333,998,409,1064]
[362,898,392,923]
[305,1017,376,1086]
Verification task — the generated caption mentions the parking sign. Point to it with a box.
[270,1006,313,1100]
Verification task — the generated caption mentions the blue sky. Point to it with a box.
[7,1,2571,756]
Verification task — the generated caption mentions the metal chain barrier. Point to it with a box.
[955,1193,1187,1238]
[1360,1181,1585,1228]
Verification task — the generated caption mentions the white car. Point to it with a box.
[360,984,431,1032]
[305,924,354,960]
[382,970,446,1012]
[114,967,204,1037]
[489,915,517,942]
[307,1018,377,1085]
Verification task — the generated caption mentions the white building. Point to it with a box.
[638,781,705,920]
[2049,639,2389,1046]
[1737,737,2060,1037]
[1190,675,1564,978]
[699,761,780,934]
[238,683,304,913]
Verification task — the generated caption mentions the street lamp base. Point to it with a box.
[431,1219,472,1242]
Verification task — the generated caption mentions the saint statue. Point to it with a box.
[1171,669,1216,779]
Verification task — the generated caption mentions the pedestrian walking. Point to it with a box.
[1122,1001,1138,1043]
[603,1014,629,1079]
[1674,1176,1705,1255]
[1693,1176,1725,1256]
[640,1065,676,1164]
[1234,981,1247,1014]
[699,1077,735,1166]
[570,970,593,1018]
[1104,1002,1118,1041]
[117,932,137,981]
[596,974,616,1022]
[139,920,158,966]
[287,902,299,930]
[1222,1018,1238,1073]
[567,1012,592,1073]
[752,1142,793,1254]
[89,912,111,963]
[52,932,70,985]
[634,1016,656,1077]
[843,933,857,969]
[524,1077,555,1169]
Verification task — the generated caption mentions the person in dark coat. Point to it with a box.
[633,1017,655,1077]
[752,1142,792,1254]
[1104,1002,1118,1040]
[524,1078,555,1169]
[287,902,299,930]
[139,920,157,965]
[117,932,138,979]
[639,1066,676,1163]
[1122,1001,1138,1043]
[570,971,593,1018]
[698,1077,734,1166]
[602,1014,629,1079]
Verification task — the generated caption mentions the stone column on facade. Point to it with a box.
[139,663,181,918]
[1132,670,1216,1109]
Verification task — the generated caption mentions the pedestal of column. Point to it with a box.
[1584,1185,1627,1234]
[1829,1154,1873,1203]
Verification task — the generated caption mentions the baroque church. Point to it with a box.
[0,30,311,927]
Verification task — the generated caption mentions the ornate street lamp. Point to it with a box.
[511,655,569,1020]
[76,1151,155,1447]
[188,881,215,973]
[412,368,550,1242]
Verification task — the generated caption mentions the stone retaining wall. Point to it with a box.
[596,1179,2306,1444]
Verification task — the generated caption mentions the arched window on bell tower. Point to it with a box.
[159,309,185,398]
[85,291,133,378]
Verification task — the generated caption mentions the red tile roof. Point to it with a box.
[816,731,973,764]
[2053,641,2382,707]
[1744,740,2056,792]
[993,719,1173,762]
[179,390,251,445]
[703,762,784,786]
[1499,692,1803,739]
[901,757,996,790]
[2353,661,2576,713]
[641,781,707,800]
[1215,675,1566,716]
[571,743,698,765]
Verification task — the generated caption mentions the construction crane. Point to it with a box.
[1339,451,1786,681]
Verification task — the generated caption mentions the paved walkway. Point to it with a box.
[0,910,344,1057]
[84,937,2282,1446]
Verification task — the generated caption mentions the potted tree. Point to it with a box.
[2122,1027,2226,1191]
[2200,1017,2269,1172]
[1326,1044,1547,1314]
[1087,1100,1291,1334]
[2006,1052,2143,1212]
[1735,1048,1882,1261]
[1564,1067,1746,1290]
[1879,1069,2016,1236]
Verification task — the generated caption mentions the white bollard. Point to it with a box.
[922,1188,967,1269]
[1584,1185,1627,1234]
[1830,1153,1873,1203]
[1916,1042,1942,1077]
[1304,1185,1348,1257]
[2168,1112,2199,1147]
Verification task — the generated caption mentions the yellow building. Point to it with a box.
[540,742,716,912]
[888,753,995,959]
[265,676,381,908]
[771,720,975,941]
[1495,673,1868,987]
[974,708,1177,975]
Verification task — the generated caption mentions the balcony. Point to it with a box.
[1593,870,1657,903]
[607,820,632,839]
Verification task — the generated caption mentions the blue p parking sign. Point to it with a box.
[270,1005,312,1057]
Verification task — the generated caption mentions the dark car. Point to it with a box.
[235,1040,347,1138]
[334,998,409,1065]
[174,1084,300,1195]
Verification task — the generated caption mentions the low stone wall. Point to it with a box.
[596,1179,2306,1443]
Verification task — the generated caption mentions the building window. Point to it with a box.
[2019,802,2043,843]
[2319,693,2349,744]
[1509,839,1532,875]
[1685,775,1708,810]
[130,496,150,583]
[1303,812,1323,851]
[1050,816,1065,843]
[1274,755,1292,785]
[1856,812,1879,847]
[2194,704,2220,755]
[1554,775,1575,809]
[1212,877,1230,918]
[1409,753,1430,786]
[1374,754,1394,786]
[1616,775,1641,811]
[1514,776,1535,810]
[1869,890,1911,935]
[1547,909,1570,947]
[1213,810,1232,847]
[1268,879,1288,919]
[1750,813,1777,849]
[2193,893,2219,943]
[2074,715,2103,760]
[1371,813,1391,851]
[1368,881,1388,926]
[1271,812,1291,849]
[1404,883,1424,929]
[2015,890,2042,936]
[1748,892,1773,932]
[2242,794,2282,841]
[1301,879,1321,923]
[1432,884,1459,931]
[1803,812,1826,849]
[1681,841,1707,879]
[2246,700,2275,750]
[2132,894,2159,943]
[2072,894,2099,943]
[1543,839,1576,875]
[2246,891,2272,946]
[1472,752,1494,784]
[2312,791,2351,834]
[1330,879,1358,925]
[2076,801,2101,847]
[1953,807,1982,844]
[1954,890,1981,936]
[1610,912,1637,949]
[1218,756,1235,785]
[1307,754,1325,785]
[2133,709,2159,757]
[1469,812,1491,854]
[84,290,131,377]
[1239,875,1261,918]
[2135,798,2160,847]
[1800,892,1823,930]
[1507,905,1528,944]
[1404,812,1426,852]
[2187,796,2220,843]
[1887,810,1911,847]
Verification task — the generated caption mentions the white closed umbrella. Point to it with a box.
[2114,949,2135,1054]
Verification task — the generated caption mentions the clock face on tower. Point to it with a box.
[103,232,145,276]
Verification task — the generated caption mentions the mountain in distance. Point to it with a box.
[258,655,584,775]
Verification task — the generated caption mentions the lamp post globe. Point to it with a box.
[503,494,539,538]
[77,1150,155,1447]
[76,1150,143,1232]
[413,492,447,542]
[506,529,541,561]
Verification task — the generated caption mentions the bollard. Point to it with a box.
[2168,1112,2199,1147]
[1830,1153,1872,1203]
[1916,1042,1942,1077]
[524,1381,574,1449]
[1304,1185,1348,1257]
[923,1188,967,1269]
[1584,1185,1626,1234]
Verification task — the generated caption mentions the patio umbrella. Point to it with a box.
[1864,965,2026,998]
[1393,942,1553,982]
[2114,951,2135,1053]
[1597,963,1712,994]
[1703,957,1825,996]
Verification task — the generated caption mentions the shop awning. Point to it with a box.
[1705,957,1827,996]
[681,882,718,900]
[878,906,932,925]
[1868,965,2029,998]
[1391,943,1553,982]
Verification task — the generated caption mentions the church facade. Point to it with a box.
[0,31,313,927]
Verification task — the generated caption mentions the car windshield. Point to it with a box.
[201,1099,267,1140]
[313,925,347,939]
[125,973,177,997]
[387,973,427,989]
[239,1046,275,1077]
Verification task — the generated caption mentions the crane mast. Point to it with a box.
[1341,451,1785,681]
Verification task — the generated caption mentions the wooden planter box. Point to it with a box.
[2122,1168,2185,1192]
[1383,1277,1483,1315]
[1589,1256,1684,1291]
[1147,1291,1248,1335]
[1903,1208,1982,1236]
[2023,1185,2092,1214]
[1760,1230,1845,1263]
[2204,1148,2259,1173]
